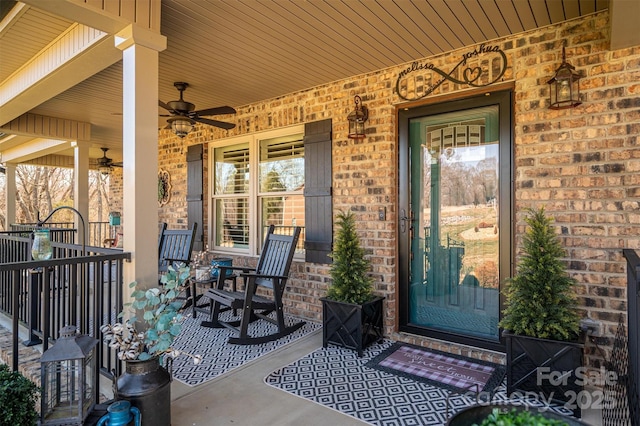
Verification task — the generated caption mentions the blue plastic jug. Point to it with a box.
[97,400,141,426]
[210,257,233,279]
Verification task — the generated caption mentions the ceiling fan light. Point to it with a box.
[98,165,112,176]
[169,117,194,138]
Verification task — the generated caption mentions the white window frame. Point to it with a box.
[208,124,305,257]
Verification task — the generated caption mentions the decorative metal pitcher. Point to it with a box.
[116,357,171,426]
[97,400,141,426]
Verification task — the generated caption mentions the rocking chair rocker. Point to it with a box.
[201,225,304,344]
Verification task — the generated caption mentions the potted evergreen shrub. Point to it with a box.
[320,210,384,357]
[0,364,39,426]
[500,207,583,415]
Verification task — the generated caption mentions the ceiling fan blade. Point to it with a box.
[193,117,236,130]
[193,106,236,116]
[159,100,174,112]
[113,163,123,167]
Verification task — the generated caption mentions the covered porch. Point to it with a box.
[1,0,640,424]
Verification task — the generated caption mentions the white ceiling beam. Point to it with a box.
[0,112,91,140]
[19,0,130,34]
[0,2,29,36]
[1,137,72,163]
[0,24,121,125]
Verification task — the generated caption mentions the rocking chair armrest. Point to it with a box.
[164,258,190,265]
[214,265,252,273]
[240,272,289,281]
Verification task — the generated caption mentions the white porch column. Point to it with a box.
[115,25,166,290]
[4,163,16,230]
[73,142,89,248]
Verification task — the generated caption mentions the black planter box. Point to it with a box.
[504,330,584,417]
[321,296,385,357]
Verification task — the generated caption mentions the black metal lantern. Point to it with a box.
[40,326,98,425]
[547,45,582,109]
[347,95,368,139]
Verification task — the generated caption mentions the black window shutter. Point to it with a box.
[187,144,204,251]
[304,119,332,264]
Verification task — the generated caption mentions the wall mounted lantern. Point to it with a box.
[169,116,194,138]
[547,45,582,109]
[347,95,368,139]
[40,326,98,425]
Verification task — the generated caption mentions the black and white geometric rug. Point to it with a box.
[170,310,320,386]
[265,340,576,426]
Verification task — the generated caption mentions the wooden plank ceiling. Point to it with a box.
[0,0,612,162]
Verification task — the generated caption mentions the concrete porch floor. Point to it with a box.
[169,330,602,426]
[170,329,365,425]
[0,318,602,426]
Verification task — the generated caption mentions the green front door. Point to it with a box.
[399,90,512,349]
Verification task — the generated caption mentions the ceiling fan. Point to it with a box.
[159,82,236,138]
[97,148,122,175]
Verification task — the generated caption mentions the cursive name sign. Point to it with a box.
[395,43,507,101]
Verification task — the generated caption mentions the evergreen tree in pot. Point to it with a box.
[321,210,384,357]
[500,207,583,414]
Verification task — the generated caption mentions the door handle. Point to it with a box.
[400,209,414,233]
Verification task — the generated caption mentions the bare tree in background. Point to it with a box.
[0,164,111,231]
[16,166,73,223]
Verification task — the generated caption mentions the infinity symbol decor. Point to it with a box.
[395,44,507,101]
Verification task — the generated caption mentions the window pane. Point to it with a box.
[215,143,249,195]
[260,194,305,253]
[259,135,304,192]
[215,198,249,249]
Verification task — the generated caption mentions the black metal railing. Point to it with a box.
[0,233,130,382]
[622,249,640,426]
[10,221,111,247]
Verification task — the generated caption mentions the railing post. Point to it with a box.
[11,270,20,371]
[23,268,43,346]
[42,268,51,352]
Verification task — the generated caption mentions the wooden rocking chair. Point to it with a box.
[158,223,197,273]
[201,225,304,344]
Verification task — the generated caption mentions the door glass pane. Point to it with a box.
[409,105,500,341]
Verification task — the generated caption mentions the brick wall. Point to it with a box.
[144,10,639,368]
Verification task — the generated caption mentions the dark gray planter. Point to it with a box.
[321,296,385,357]
[503,330,584,417]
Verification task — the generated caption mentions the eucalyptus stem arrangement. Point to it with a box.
[101,265,202,364]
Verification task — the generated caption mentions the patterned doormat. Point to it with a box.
[365,342,505,395]
[264,341,575,426]
[170,310,320,386]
